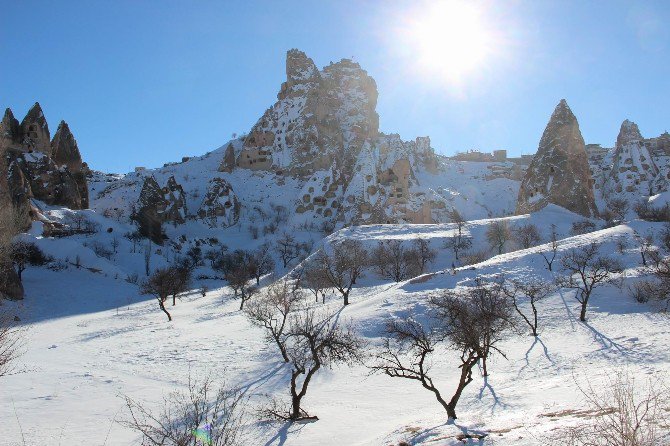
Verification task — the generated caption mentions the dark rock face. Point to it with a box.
[134,176,167,244]
[163,176,188,225]
[0,108,21,151]
[197,177,239,227]
[133,176,189,243]
[0,263,24,300]
[516,100,597,217]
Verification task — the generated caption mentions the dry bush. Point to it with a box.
[122,374,245,446]
[548,372,670,446]
[461,250,490,266]
[0,312,24,377]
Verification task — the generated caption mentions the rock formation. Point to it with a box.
[605,120,659,199]
[516,100,598,217]
[197,177,240,227]
[0,103,90,220]
[133,176,189,243]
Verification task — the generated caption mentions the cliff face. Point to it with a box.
[517,100,598,218]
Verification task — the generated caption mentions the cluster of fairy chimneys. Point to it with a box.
[0,102,86,173]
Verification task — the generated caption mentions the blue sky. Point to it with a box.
[1,0,668,173]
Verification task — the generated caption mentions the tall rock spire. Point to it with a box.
[516,100,598,217]
[606,119,659,198]
[20,102,51,155]
[51,120,83,171]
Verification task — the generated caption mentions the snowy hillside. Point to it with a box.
[2,206,669,445]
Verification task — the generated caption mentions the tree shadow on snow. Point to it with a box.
[477,374,509,414]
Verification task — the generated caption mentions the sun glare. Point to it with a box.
[402,1,496,88]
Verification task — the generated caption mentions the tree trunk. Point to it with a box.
[172,294,176,306]
[158,298,172,321]
[343,291,349,306]
[447,356,476,420]
[579,301,588,322]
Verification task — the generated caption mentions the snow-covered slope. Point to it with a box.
[2,210,669,445]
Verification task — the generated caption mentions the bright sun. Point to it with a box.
[403,1,495,87]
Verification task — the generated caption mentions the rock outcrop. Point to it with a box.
[133,176,189,243]
[516,100,598,217]
[605,120,659,199]
[0,103,89,218]
[197,177,240,228]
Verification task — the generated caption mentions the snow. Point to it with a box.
[2,204,669,445]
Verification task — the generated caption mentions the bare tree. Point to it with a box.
[606,198,630,225]
[276,233,299,268]
[250,243,275,285]
[122,374,245,446]
[245,280,301,363]
[571,220,597,236]
[111,236,120,255]
[503,278,553,336]
[0,312,23,377]
[486,220,511,255]
[512,223,542,250]
[0,206,24,299]
[213,250,256,309]
[371,319,452,417]
[10,240,50,282]
[140,267,182,321]
[313,240,368,305]
[269,308,363,421]
[170,266,192,306]
[444,209,471,260]
[124,230,143,254]
[144,241,152,276]
[301,265,330,303]
[372,240,412,282]
[635,233,657,267]
[432,276,516,377]
[549,372,670,446]
[557,243,623,322]
[540,224,559,272]
[411,238,436,274]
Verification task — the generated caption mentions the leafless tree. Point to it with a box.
[111,236,120,255]
[10,240,50,282]
[170,266,192,306]
[144,241,152,276]
[405,278,515,419]
[660,224,670,253]
[486,220,512,255]
[557,243,623,322]
[245,280,302,363]
[411,238,436,274]
[503,278,553,336]
[140,266,185,321]
[606,198,630,224]
[431,276,516,378]
[512,223,542,250]
[250,243,275,285]
[370,318,452,417]
[444,209,471,260]
[268,308,363,421]
[548,372,670,446]
[372,240,413,282]
[301,265,330,303]
[635,233,657,267]
[276,232,299,268]
[124,230,143,254]
[122,374,245,446]
[571,220,597,236]
[540,224,559,271]
[313,240,368,305]
[0,312,23,377]
[461,250,489,267]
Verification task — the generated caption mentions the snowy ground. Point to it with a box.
[1,214,669,445]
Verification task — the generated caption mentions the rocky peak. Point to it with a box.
[51,120,84,171]
[20,102,51,155]
[286,49,320,84]
[516,100,597,217]
[0,108,21,150]
[606,119,659,199]
[616,119,643,148]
